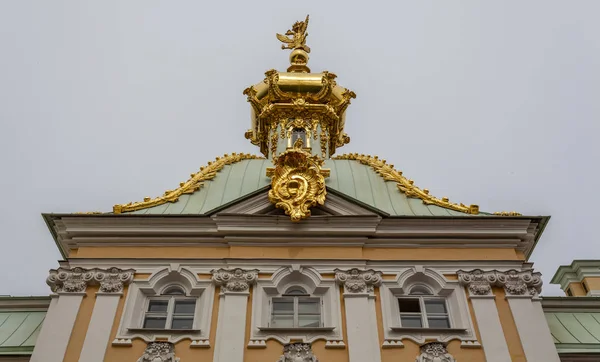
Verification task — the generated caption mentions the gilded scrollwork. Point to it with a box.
[266,143,330,221]
[113,153,263,214]
[334,153,480,215]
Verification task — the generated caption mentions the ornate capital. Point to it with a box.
[136,342,179,362]
[277,343,319,362]
[47,267,134,294]
[458,269,542,297]
[497,269,542,296]
[334,268,382,293]
[416,342,456,362]
[211,268,258,292]
[457,269,497,296]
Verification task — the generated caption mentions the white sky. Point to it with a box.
[1,1,598,296]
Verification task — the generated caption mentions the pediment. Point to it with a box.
[215,189,380,217]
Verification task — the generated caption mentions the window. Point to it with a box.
[271,286,321,328]
[143,286,196,330]
[582,282,589,294]
[290,128,307,146]
[398,285,450,329]
[566,288,573,296]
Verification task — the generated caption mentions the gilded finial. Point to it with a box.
[276,15,310,53]
[277,15,311,73]
[293,137,304,149]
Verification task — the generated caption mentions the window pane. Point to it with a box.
[285,287,307,295]
[400,315,422,328]
[424,300,447,314]
[171,317,194,330]
[398,298,421,313]
[298,314,321,328]
[298,299,319,314]
[271,314,294,328]
[143,316,166,329]
[410,285,432,295]
[163,286,185,295]
[147,300,168,313]
[272,299,294,314]
[427,317,450,328]
[174,300,196,315]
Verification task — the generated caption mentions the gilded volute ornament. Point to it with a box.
[266,142,330,222]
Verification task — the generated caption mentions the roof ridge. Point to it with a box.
[333,153,481,215]
[113,153,264,214]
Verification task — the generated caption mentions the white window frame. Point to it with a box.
[113,267,214,345]
[142,288,197,330]
[380,267,478,346]
[397,294,451,329]
[269,287,323,328]
[249,266,344,345]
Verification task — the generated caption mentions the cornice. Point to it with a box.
[541,296,600,312]
[550,260,600,288]
[0,296,51,311]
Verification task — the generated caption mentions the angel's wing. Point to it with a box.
[302,15,310,33]
[276,33,293,43]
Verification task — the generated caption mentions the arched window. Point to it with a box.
[398,284,450,328]
[143,285,196,330]
[270,285,321,328]
[290,128,307,146]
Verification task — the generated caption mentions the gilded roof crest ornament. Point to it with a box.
[276,15,311,53]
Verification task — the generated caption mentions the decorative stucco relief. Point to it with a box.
[458,269,542,296]
[136,342,179,362]
[277,343,319,362]
[46,267,134,293]
[334,268,382,293]
[415,342,456,362]
[211,268,258,292]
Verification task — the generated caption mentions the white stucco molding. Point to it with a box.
[416,342,456,362]
[249,265,344,346]
[211,268,258,293]
[113,265,214,346]
[136,342,179,362]
[276,342,320,362]
[458,269,543,297]
[334,268,382,295]
[47,267,134,294]
[380,267,479,347]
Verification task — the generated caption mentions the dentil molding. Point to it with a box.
[457,269,542,296]
[416,342,456,362]
[211,268,258,292]
[277,343,319,362]
[334,268,382,293]
[47,267,134,293]
[136,342,179,362]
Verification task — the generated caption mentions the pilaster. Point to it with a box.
[335,268,382,362]
[212,268,258,362]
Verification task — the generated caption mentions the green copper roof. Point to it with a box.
[129,159,476,216]
[0,311,45,355]
[545,312,600,353]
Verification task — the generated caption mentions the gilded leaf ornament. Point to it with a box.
[266,143,330,222]
[113,153,263,214]
[333,153,480,215]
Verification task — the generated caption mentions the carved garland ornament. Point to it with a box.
[334,268,383,293]
[47,267,134,293]
[277,343,319,362]
[113,153,263,214]
[415,342,456,362]
[136,342,179,362]
[211,268,258,292]
[458,269,542,296]
[266,144,330,221]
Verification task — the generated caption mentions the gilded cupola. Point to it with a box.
[243,15,356,160]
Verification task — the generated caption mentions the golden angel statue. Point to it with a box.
[276,15,311,53]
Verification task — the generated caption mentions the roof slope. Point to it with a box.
[0,311,45,355]
[123,157,481,216]
[545,312,600,353]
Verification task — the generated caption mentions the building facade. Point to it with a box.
[1,16,597,362]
